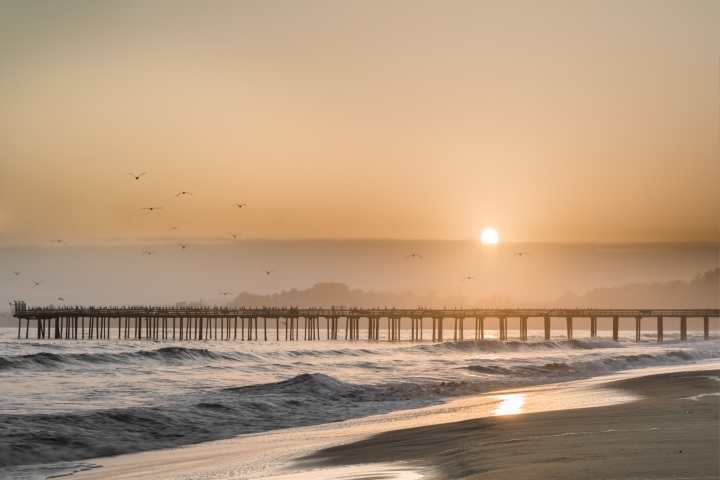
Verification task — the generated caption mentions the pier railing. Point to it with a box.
[11,301,719,342]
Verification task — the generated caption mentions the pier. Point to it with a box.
[11,302,718,342]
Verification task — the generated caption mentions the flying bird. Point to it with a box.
[462,276,477,282]
[228,233,241,239]
[143,251,157,255]
[261,269,275,275]
[178,244,187,249]
[219,292,232,296]
[128,172,147,180]
[58,297,64,301]
[32,279,43,286]
[512,252,530,257]
[12,271,22,276]
[169,227,179,232]
[51,239,67,245]
[233,203,247,208]
[175,191,193,197]
[405,253,423,260]
[142,207,163,211]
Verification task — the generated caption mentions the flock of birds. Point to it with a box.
[8,172,532,304]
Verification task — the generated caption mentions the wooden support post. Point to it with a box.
[612,316,619,341]
[566,316,573,340]
[680,316,687,341]
[590,317,597,338]
[635,316,642,342]
[704,316,709,340]
[543,316,550,340]
[657,316,663,342]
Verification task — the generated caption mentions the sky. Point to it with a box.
[1,0,718,245]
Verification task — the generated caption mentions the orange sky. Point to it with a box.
[1,1,718,245]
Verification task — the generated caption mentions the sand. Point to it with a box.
[305,369,720,479]
[70,364,719,479]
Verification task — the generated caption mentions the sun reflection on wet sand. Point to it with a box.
[493,394,526,415]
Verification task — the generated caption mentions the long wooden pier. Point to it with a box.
[10,302,718,342]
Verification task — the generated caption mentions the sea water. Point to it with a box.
[0,327,718,479]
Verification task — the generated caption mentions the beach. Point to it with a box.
[307,369,720,479]
[65,364,719,480]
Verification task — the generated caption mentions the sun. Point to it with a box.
[481,228,499,244]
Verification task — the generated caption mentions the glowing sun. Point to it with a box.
[481,228,499,244]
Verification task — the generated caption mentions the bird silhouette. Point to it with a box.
[462,276,477,282]
[228,233,241,239]
[513,252,530,257]
[175,191,193,197]
[142,207,162,211]
[142,251,157,255]
[12,271,22,276]
[169,227,179,232]
[233,203,247,208]
[51,239,67,245]
[219,292,232,296]
[128,172,147,180]
[405,253,423,260]
[262,269,275,275]
[178,244,187,249]
[32,279,43,286]
[58,297,64,301]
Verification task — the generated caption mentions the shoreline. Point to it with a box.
[66,362,720,479]
[305,368,720,479]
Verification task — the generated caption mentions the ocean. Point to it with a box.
[0,327,718,479]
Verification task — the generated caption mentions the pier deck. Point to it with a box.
[11,302,718,342]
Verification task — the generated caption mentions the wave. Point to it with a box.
[0,347,245,371]
[466,349,720,379]
[414,337,622,354]
[0,373,431,468]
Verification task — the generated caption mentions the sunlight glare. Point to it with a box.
[493,394,525,416]
[481,228,499,244]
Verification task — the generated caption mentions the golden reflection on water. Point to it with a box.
[493,394,526,416]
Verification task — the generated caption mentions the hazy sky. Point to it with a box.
[1,0,718,244]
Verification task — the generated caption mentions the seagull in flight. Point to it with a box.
[261,269,275,275]
[142,207,163,211]
[233,203,247,208]
[219,292,232,296]
[228,233,241,239]
[462,276,477,282]
[512,252,530,257]
[169,227,179,232]
[32,279,43,286]
[128,172,147,180]
[51,239,67,245]
[405,253,423,260]
[12,271,22,276]
[178,244,187,249]
[143,251,157,255]
[58,297,64,301]
[175,191,193,197]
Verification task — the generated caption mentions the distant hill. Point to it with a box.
[227,268,719,309]
[552,267,719,308]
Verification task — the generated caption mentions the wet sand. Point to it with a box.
[304,369,720,479]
